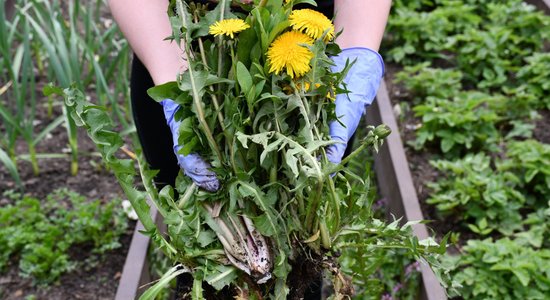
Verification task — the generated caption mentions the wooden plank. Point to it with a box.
[115,207,159,300]
[367,81,447,300]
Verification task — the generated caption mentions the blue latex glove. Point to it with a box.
[326,47,385,164]
[160,99,221,192]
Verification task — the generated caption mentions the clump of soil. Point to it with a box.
[287,253,325,299]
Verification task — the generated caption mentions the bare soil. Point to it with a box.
[533,109,550,144]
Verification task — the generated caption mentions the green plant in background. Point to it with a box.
[395,63,463,101]
[0,189,128,284]
[441,1,550,89]
[387,0,550,90]
[391,0,487,12]
[514,203,550,249]
[517,53,550,109]
[22,0,100,175]
[385,0,550,298]
[427,153,525,236]
[0,1,61,176]
[446,238,550,300]
[500,140,550,200]
[0,0,132,182]
[412,91,503,154]
[384,3,481,64]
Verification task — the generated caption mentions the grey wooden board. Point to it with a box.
[115,207,158,300]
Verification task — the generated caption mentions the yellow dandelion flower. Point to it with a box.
[289,9,334,41]
[209,19,250,39]
[267,31,313,78]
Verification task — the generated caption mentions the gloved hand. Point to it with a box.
[326,47,385,164]
[160,99,221,192]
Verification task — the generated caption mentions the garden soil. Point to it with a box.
[0,90,135,299]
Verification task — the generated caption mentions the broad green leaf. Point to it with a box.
[512,268,531,287]
[237,181,278,237]
[292,0,317,6]
[252,214,276,236]
[273,278,290,300]
[236,27,257,66]
[147,81,180,102]
[237,61,253,95]
[43,83,64,97]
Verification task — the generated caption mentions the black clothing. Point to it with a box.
[130,58,180,188]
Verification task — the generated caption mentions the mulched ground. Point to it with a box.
[0,83,135,299]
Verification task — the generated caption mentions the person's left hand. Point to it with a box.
[326,47,385,164]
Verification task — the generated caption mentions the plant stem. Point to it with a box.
[177,0,223,162]
[270,152,278,183]
[194,13,225,130]
[340,140,372,166]
[319,218,331,249]
[296,93,325,232]
[178,182,197,209]
[28,142,39,175]
[311,116,340,231]
[193,13,240,174]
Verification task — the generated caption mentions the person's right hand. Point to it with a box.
[161,99,221,192]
